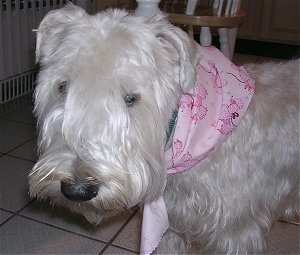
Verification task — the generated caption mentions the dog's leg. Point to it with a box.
[205,224,268,254]
[280,187,300,222]
[154,229,188,254]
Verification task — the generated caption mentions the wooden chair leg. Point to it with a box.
[228,27,238,59]
[187,25,194,39]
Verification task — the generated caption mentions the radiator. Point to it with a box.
[0,0,96,104]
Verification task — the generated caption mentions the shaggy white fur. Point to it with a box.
[29,4,299,254]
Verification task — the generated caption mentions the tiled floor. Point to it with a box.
[0,54,299,254]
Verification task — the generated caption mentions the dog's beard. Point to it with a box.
[29,134,167,224]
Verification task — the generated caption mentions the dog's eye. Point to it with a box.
[124,94,139,106]
[58,81,67,93]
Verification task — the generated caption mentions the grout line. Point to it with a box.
[0,211,17,227]
[2,136,37,160]
[14,200,135,245]
[0,115,37,126]
[0,214,17,227]
[1,205,138,254]
[15,212,108,244]
[102,243,139,254]
[98,208,139,254]
[1,154,37,163]
[0,200,35,227]
[2,203,139,253]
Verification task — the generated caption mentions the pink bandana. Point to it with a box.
[140,46,255,255]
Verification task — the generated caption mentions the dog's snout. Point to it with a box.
[61,180,99,202]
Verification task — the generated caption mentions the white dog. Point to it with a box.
[29,4,299,254]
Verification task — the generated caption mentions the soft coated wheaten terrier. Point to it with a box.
[29,4,299,254]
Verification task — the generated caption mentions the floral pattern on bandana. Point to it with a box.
[165,46,255,174]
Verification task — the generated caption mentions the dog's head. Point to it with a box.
[29,4,201,223]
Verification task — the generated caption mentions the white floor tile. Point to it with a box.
[0,156,33,211]
[21,200,134,243]
[0,94,33,116]
[0,118,36,153]
[2,105,36,125]
[113,211,142,252]
[103,245,138,254]
[0,209,13,225]
[8,137,38,162]
[268,221,300,254]
[0,216,105,254]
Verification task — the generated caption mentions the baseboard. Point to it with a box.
[234,39,300,59]
[194,35,300,59]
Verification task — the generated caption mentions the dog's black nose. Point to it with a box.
[61,180,99,202]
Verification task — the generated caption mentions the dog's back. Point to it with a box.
[242,59,299,218]
[163,59,299,253]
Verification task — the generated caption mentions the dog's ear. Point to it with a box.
[150,14,201,93]
[35,3,86,62]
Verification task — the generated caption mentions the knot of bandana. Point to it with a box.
[140,46,255,255]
